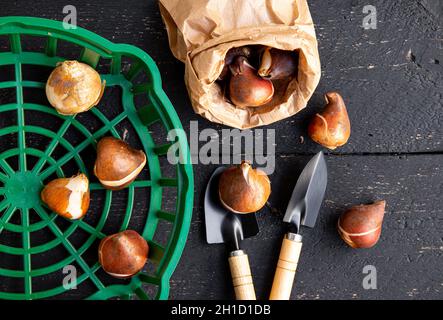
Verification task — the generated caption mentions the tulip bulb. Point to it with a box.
[98,230,149,278]
[228,56,274,108]
[94,137,146,190]
[258,47,298,80]
[46,60,105,115]
[308,92,351,150]
[338,200,386,248]
[41,173,90,220]
[218,46,252,81]
[219,161,271,214]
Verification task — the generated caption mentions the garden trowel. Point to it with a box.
[269,151,327,300]
[204,167,259,300]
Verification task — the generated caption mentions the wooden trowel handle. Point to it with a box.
[269,233,303,300]
[228,250,256,300]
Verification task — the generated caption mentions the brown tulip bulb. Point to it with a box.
[219,161,271,214]
[218,46,252,81]
[338,200,386,248]
[46,60,105,115]
[308,92,351,150]
[258,47,298,80]
[228,56,274,108]
[98,230,149,278]
[41,173,90,220]
[94,137,146,190]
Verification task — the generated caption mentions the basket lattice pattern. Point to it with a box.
[0,17,193,300]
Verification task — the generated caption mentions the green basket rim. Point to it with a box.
[0,16,194,300]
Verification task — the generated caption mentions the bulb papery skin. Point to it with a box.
[218,46,252,81]
[219,161,271,214]
[46,60,105,115]
[228,56,274,108]
[308,92,351,150]
[338,200,386,248]
[94,137,147,190]
[40,173,90,220]
[98,230,149,279]
[258,47,298,80]
[65,174,90,219]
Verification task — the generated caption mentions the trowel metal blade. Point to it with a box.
[283,152,328,231]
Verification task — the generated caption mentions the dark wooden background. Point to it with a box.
[1,0,442,299]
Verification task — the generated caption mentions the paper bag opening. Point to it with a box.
[160,0,321,129]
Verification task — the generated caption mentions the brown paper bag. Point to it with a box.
[159,0,321,129]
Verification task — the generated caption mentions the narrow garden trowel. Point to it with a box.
[205,167,259,300]
[269,151,327,300]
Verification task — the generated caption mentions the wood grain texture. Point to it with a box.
[269,237,303,300]
[228,251,256,300]
[171,155,443,300]
[0,0,442,300]
[1,0,441,155]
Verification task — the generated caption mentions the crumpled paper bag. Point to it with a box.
[159,0,321,129]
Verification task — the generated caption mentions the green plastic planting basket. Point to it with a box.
[0,17,193,300]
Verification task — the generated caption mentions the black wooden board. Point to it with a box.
[0,0,442,300]
[173,154,443,299]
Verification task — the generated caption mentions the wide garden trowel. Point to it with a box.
[204,167,259,300]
